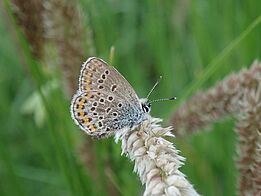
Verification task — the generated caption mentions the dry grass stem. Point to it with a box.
[7,1,103,193]
[43,0,86,95]
[235,87,261,195]
[170,60,261,136]
[10,0,45,58]
[170,60,261,194]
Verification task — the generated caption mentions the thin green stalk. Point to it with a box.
[174,14,261,109]
[0,140,27,196]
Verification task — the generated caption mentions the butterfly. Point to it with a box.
[70,57,175,139]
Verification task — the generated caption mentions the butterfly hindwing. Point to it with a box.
[71,90,142,138]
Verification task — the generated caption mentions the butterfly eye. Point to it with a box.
[142,104,150,113]
[101,74,106,79]
[105,70,110,75]
[118,103,122,108]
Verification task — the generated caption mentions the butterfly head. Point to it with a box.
[140,96,176,114]
[140,98,151,113]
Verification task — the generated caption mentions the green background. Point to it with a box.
[0,0,260,195]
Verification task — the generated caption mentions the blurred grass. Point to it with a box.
[0,0,260,196]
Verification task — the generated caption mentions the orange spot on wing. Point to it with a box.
[89,124,97,132]
[81,117,90,125]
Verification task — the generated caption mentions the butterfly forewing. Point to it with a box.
[79,57,139,104]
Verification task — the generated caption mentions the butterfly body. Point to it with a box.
[70,57,151,139]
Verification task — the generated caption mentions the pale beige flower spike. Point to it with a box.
[115,117,199,196]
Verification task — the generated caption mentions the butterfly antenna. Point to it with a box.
[149,97,177,104]
[146,76,162,99]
